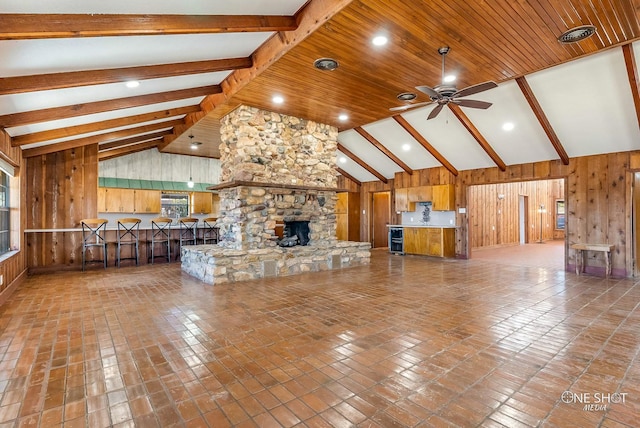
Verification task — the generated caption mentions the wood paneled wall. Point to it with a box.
[468,179,564,248]
[26,145,99,269]
[0,129,27,305]
[352,152,638,277]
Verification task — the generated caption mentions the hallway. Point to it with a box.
[0,250,637,427]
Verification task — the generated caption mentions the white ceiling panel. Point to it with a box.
[338,129,402,179]
[401,106,496,171]
[0,33,272,76]
[0,0,307,15]
[526,47,640,159]
[6,97,205,136]
[360,118,442,170]
[335,150,379,183]
[462,80,562,166]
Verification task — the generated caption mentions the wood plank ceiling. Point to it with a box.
[0,0,639,182]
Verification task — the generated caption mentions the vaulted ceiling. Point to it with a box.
[1,0,639,183]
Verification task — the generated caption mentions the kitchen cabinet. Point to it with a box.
[191,192,213,214]
[432,184,455,211]
[98,187,160,213]
[395,188,415,212]
[99,188,135,213]
[336,192,360,241]
[398,227,455,257]
[408,185,432,203]
[134,189,161,213]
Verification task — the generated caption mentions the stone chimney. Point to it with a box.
[215,105,340,250]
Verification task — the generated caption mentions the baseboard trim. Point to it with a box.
[0,269,27,306]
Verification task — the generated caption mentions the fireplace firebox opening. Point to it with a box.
[279,220,310,247]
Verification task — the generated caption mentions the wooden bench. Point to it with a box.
[570,243,614,277]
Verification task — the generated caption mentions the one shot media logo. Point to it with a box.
[561,391,628,411]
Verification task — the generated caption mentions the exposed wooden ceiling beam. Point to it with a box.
[336,167,361,186]
[622,43,640,131]
[11,105,200,147]
[337,143,388,183]
[23,119,183,158]
[0,58,252,96]
[99,140,162,161]
[392,115,459,177]
[0,86,218,128]
[354,127,413,175]
[516,76,570,165]
[0,14,298,40]
[99,130,174,151]
[448,104,507,172]
[159,0,355,150]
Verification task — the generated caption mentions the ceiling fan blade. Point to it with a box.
[427,104,445,120]
[453,99,493,109]
[389,101,431,112]
[452,81,497,98]
[415,85,441,99]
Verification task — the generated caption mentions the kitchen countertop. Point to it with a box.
[387,224,458,228]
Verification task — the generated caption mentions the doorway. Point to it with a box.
[519,195,529,244]
[371,191,390,248]
[469,179,565,264]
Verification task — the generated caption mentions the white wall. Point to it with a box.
[99,148,221,184]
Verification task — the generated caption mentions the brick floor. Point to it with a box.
[0,248,638,427]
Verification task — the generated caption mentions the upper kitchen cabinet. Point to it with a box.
[395,188,415,212]
[408,186,432,203]
[432,185,455,211]
[134,190,161,214]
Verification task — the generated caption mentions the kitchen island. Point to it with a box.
[387,225,456,257]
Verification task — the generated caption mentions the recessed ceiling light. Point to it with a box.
[558,25,597,44]
[314,58,339,71]
[125,80,140,88]
[372,35,388,46]
[190,141,202,150]
[338,114,349,121]
[397,92,417,101]
[402,143,411,151]
[339,156,347,164]
[272,95,284,104]
[443,75,456,83]
[502,122,515,131]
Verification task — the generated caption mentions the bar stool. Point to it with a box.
[202,217,219,244]
[177,217,198,260]
[150,217,172,264]
[116,218,141,267]
[81,218,108,271]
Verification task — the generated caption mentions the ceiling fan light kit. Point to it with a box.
[390,46,497,119]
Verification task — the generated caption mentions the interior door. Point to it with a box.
[372,191,390,248]
[519,195,529,244]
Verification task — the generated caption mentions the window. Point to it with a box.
[0,171,9,254]
[555,200,565,230]
[160,193,190,219]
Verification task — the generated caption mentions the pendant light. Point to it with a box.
[187,136,195,188]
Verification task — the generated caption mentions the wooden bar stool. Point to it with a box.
[116,218,141,267]
[150,217,172,264]
[81,218,108,271]
[177,217,198,260]
[202,217,219,244]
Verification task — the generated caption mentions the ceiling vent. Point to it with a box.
[397,92,417,101]
[313,58,339,71]
[558,25,596,44]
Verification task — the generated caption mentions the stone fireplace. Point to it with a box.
[181,105,370,285]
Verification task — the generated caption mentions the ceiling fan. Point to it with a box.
[390,46,497,120]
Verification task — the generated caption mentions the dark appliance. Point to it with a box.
[389,227,404,254]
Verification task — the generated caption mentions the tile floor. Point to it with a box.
[0,247,639,427]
